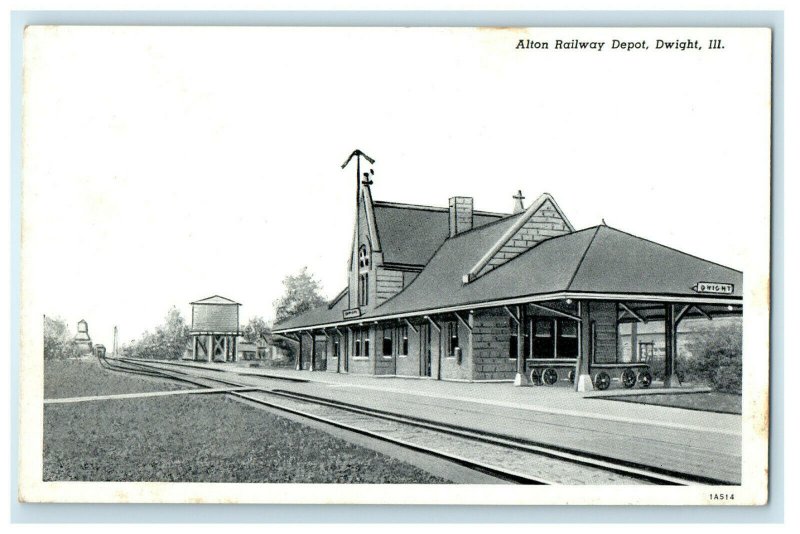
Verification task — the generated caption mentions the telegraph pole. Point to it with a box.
[113,326,118,358]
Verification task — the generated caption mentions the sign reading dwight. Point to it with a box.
[343,308,361,319]
[692,282,735,295]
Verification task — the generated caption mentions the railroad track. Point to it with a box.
[103,356,734,486]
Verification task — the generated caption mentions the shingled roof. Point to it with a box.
[372,201,507,266]
[368,225,742,319]
[273,224,742,332]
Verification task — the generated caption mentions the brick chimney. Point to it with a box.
[449,196,473,237]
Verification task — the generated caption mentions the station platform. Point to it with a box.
[149,359,743,483]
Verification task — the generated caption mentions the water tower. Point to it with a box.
[189,295,241,362]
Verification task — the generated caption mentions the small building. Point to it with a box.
[73,319,93,354]
[236,338,259,360]
[189,295,241,362]
[272,151,743,391]
[617,316,742,362]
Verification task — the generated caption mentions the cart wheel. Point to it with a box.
[594,371,611,391]
[542,368,559,386]
[568,369,576,382]
[637,371,652,388]
[621,368,637,389]
[529,368,541,385]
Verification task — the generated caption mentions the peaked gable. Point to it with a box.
[190,295,241,305]
[464,193,574,282]
[372,201,507,267]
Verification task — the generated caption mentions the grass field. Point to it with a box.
[44,358,187,399]
[43,360,448,483]
[599,391,742,415]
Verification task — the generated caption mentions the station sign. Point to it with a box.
[691,282,734,295]
[343,308,362,319]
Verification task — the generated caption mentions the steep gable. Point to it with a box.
[372,201,507,267]
[464,193,574,282]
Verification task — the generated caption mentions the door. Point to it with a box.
[420,323,432,377]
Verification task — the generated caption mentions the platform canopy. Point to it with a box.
[274,224,742,333]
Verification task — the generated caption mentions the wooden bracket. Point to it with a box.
[424,315,441,332]
[529,302,582,322]
[619,303,646,324]
[454,311,473,332]
[691,304,712,321]
[404,318,418,334]
[674,304,691,325]
[503,305,520,326]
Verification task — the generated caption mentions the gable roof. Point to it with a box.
[190,295,241,306]
[465,193,574,281]
[372,201,508,267]
[273,224,742,332]
[369,225,742,319]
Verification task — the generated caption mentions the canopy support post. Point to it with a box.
[513,304,531,387]
[664,304,681,388]
[575,301,593,392]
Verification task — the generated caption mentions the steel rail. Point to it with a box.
[112,358,734,486]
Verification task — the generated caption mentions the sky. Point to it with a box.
[21,26,771,346]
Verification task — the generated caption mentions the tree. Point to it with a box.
[685,321,743,393]
[43,315,83,360]
[123,307,190,360]
[242,316,272,344]
[273,267,327,323]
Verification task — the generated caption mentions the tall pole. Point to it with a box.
[113,326,118,358]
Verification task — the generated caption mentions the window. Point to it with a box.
[532,319,555,358]
[382,327,393,357]
[353,328,370,358]
[359,273,369,306]
[556,319,579,358]
[447,322,459,357]
[398,325,409,356]
[358,245,370,269]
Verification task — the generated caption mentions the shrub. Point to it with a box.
[684,321,743,393]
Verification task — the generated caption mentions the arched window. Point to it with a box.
[358,245,370,270]
[359,273,369,306]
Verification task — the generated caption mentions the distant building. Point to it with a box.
[617,316,741,362]
[73,319,92,354]
[236,338,259,360]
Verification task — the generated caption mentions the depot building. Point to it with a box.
[272,153,743,391]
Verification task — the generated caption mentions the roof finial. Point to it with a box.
[362,170,374,186]
[601,218,607,226]
[513,190,526,214]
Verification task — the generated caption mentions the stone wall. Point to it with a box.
[346,326,375,375]
[478,198,571,277]
[471,308,516,380]
[591,301,619,364]
[395,324,421,377]
[439,317,472,380]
